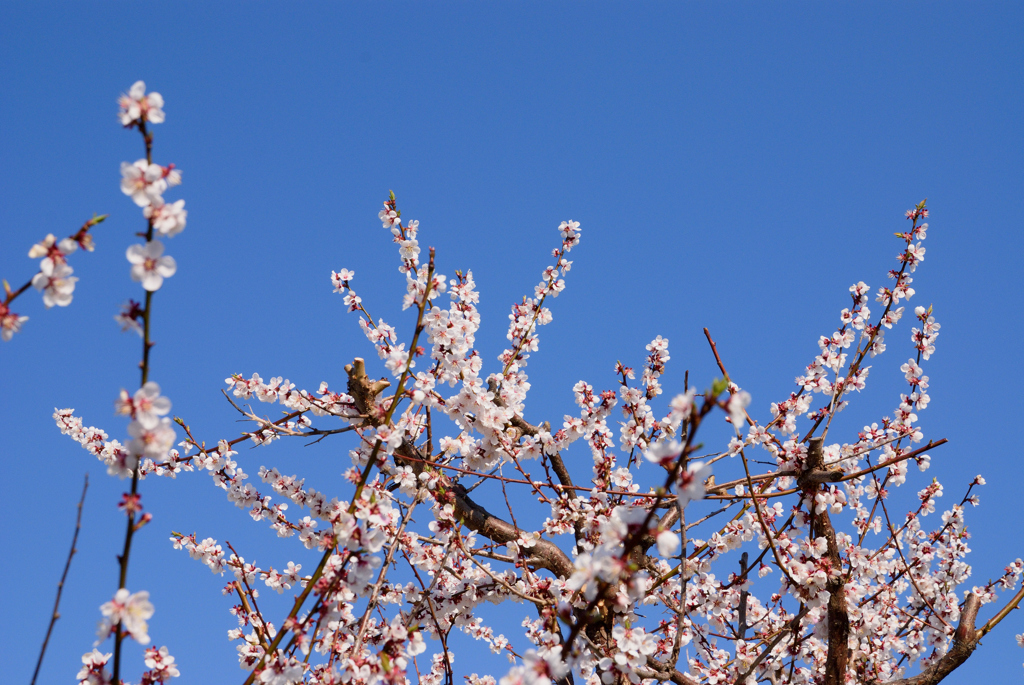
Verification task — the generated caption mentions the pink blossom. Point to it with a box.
[28,232,77,271]
[0,302,28,341]
[144,198,187,237]
[76,649,112,685]
[677,460,712,507]
[121,159,168,207]
[127,240,177,291]
[118,80,166,125]
[98,588,154,644]
[31,260,77,307]
[140,645,180,683]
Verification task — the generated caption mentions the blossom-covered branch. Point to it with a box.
[2,213,107,342]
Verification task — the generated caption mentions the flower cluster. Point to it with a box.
[2,214,105,341]
[118,81,185,295]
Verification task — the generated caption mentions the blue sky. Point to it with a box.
[2,3,1023,683]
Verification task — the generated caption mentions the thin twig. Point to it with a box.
[31,473,89,685]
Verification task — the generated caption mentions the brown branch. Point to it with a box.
[739,447,798,589]
[232,581,271,653]
[737,552,749,640]
[977,584,1024,639]
[31,473,88,685]
[803,438,849,685]
[639,656,699,685]
[703,327,731,384]
[445,476,575,578]
[883,594,980,685]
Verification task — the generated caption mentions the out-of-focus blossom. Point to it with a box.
[28,233,77,271]
[127,240,176,291]
[31,260,77,307]
[127,416,176,460]
[114,299,144,336]
[121,160,168,207]
[144,198,187,237]
[0,302,28,341]
[119,81,165,126]
[97,588,154,644]
[115,382,172,429]
[77,649,112,685]
[677,460,712,508]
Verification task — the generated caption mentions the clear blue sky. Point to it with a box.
[3,3,1023,683]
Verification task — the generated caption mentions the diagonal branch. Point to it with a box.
[884,593,981,685]
[31,473,88,685]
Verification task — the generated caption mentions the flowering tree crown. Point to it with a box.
[15,81,1024,685]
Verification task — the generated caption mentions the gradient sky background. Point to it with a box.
[3,3,1023,683]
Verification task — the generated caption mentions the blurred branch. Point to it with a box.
[31,473,88,685]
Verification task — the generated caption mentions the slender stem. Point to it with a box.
[354,495,423,650]
[30,474,88,685]
[113,119,158,685]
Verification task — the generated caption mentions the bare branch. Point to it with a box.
[31,474,88,685]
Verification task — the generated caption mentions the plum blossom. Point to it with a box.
[128,417,176,461]
[678,460,712,508]
[645,442,712,506]
[0,302,28,341]
[259,651,307,685]
[331,268,354,292]
[28,232,77,271]
[77,649,113,685]
[127,240,177,291]
[31,260,77,307]
[115,382,172,429]
[499,649,568,685]
[379,205,400,230]
[121,159,169,207]
[141,645,180,683]
[727,388,751,430]
[657,529,680,557]
[644,439,683,470]
[114,299,144,335]
[118,80,166,125]
[98,588,154,644]
[144,198,187,237]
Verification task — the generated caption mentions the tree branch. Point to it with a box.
[883,594,981,685]
[803,437,849,685]
[31,473,88,685]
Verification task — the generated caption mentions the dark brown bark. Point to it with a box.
[803,438,850,685]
